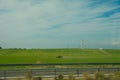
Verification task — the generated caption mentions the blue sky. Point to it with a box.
[0,0,120,49]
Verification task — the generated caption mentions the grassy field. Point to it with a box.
[0,49,120,64]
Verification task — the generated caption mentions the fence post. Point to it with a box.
[76,69,79,77]
[30,69,32,80]
[54,69,58,80]
[97,68,100,72]
[4,70,6,80]
[117,68,120,72]
[25,69,32,80]
[55,69,57,77]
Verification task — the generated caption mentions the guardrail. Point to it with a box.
[0,68,120,80]
[0,63,120,80]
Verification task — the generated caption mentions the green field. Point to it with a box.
[0,49,120,64]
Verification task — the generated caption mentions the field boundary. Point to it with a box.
[0,62,120,67]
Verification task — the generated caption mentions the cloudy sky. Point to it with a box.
[0,0,120,49]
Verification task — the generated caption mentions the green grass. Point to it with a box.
[0,49,120,64]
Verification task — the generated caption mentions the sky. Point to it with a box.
[0,0,120,49]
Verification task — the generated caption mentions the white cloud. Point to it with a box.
[0,0,120,48]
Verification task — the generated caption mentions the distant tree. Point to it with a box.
[0,46,2,49]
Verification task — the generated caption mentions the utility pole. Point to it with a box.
[81,40,84,49]
[115,26,119,49]
[114,21,119,49]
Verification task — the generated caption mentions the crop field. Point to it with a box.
[0,49,120,64]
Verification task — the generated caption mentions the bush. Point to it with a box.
[68,75,75,80]
[33,77,42,80]
[83,72,94,80]
[0,46,2,49]
[25,70,32,80]
[95,72,105,80]
[58,74,64,80]
[16,78,22,80]
[56,56,63,58]
[105,74,114,80]
[114,71,120,77]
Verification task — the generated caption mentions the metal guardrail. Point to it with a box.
[0,68,120,80]
[0,63,120,80]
